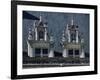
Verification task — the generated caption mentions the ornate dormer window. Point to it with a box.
[70,28,76,42]
[33,15,48,41]
[38,29,44,40]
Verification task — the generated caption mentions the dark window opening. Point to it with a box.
[68,49,73,55]
[75,50,79,55]
[71,33,76,42]
[43,49,48,54]
[38,31,44,40]
[35,48,41,57]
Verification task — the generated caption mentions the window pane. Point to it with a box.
[35,48,41,57]
[68,49,73,55]
[43,49,48,54]
[75,50,79,55]
[71,34,76,42]
[38,31,44,40]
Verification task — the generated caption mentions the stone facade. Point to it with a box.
[61,19,85,58]
[27,16,54,57]
[27,16,85,58]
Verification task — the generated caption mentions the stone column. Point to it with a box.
[35,28,38,40]
[27,42,34,57]
[32,48,35,57]
[80,48,85,58]
[76,30,78,43]
[73,49,75,58]
[68,30,71,42]
[63,48,68,57]
[80,39,85,58]
[44,28,47,41]
[40,49,43,57]
[49,48,54,57]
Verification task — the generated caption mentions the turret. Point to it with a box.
[80,38,85,58]
[28,28,32,40]
[27,28,35,57]
[62,31,66,42]
[49,33,54,57]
